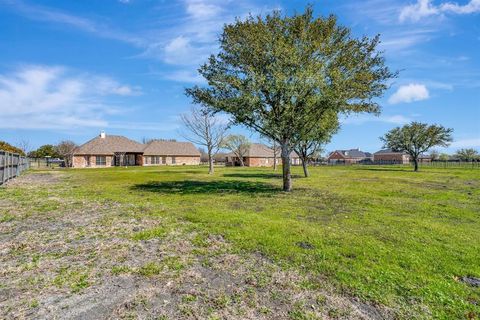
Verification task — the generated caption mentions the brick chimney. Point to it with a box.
[100,130,106,139]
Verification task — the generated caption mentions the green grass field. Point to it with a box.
[2,165,479,318]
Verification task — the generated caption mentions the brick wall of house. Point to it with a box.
[244,157,298,167]
[245,157,271,167]
[374,153,410,164]
[73,155,200,167]
[72,155,85,168]
[328,151,367,164]
[142,156,200,166]
[72,155,113,168]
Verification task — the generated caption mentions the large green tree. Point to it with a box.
[186,7,395,191]
[454,148,479,161]
[28,144,60,158]
[381,122,453,171]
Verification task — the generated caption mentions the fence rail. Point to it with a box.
[0,150,29,185]
[323,160,480,168]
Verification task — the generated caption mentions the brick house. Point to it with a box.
[142,140,201,166]
[373,149,410,164]
[72,132,200,168]
[327,149,372,164]
[225,143,300,167]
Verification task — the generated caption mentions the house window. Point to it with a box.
[162,156,167,164]
[84,156,90,167]
[150,156,160,164]
[96,156,106,166]
[172,157,176,164]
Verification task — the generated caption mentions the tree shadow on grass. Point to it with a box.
[353,166,413,172]
[131,180,279,195]
[223,173,303,179]
[146,170,206,175]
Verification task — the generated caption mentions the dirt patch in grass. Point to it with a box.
[0,171,393,319]
[4,171,63,187]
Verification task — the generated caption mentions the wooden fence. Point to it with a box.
[0,150,29,185]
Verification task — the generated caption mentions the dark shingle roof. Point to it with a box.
[142,140,200,156]
[74,135,144,155]
[374,148,408,155]
[332,149,369,158]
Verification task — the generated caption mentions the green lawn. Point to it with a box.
[4,165,480,318]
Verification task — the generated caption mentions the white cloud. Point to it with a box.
[450,138,480,148]
[380,29,435,51]
[162,36,207,65]
[94,77,142,96]
[399,0,439,22]
[142,0,269,67]
[399,0,480,22]
[388,83,430,104]
[186,0,223,20]
[4,0,268,77]
[162,70,206,83]
[441,0,480,14]
[342,114,412,125]
[0,65,140,129]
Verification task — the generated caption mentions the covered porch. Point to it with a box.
[113,152,143,166]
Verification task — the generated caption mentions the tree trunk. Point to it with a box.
[301,157,309,177]
[208,149,214,174]
[413,158,419,172]
[281,143,292,192]
[273,141,277,171]
[239,156,245,167]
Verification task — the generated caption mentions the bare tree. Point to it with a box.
[181,107,228,174]
[429,149,440,161]
[16,139,31,155]
[56,140,77,167]
[222,134,251,166]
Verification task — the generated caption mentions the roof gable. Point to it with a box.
[74,135,144,155]
[143,140,200,156]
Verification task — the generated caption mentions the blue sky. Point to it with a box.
[0,0,479,154]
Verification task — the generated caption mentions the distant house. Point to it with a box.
[225,143,300,167]
[143,140,201,166]
[373,149,410,164]
[72,132,200,168]
[327,149,372,164]
[418,154,432,163]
